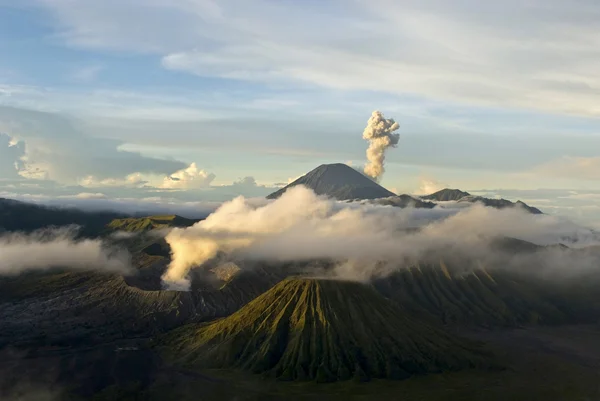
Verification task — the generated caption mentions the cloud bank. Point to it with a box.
[0,227,131,276]
[0,106,186,184]
[413,177,448,196]
[0,191,248,219]
[162,185,600,290]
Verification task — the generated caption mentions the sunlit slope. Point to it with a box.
[163,278,493,382]
[106,215,198,232]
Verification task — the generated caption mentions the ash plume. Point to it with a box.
[362,110,400,181]
[161,185,600,290]
[0,227,131,275]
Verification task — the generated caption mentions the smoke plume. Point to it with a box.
[362,110,400,181]
[162,185,600,290]
[0,227,131,275]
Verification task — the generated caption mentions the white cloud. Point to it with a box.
[36,0,600,116]
[0,133,24,179]
[160,163,216,189]
[413,177,448,196]
[0,106,187,184]
[73,192,107,199]
[0,227,131,276]
[162,185,600,289]
[0,191,223,219]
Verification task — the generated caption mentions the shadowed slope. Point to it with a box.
[0,198,124,237]
[373,262,599,327]
[0,267,275,349]
[163,278,493,382]
[267,164,395,200]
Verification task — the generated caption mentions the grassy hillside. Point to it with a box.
[106,215,198,233]
[161,278,494,382]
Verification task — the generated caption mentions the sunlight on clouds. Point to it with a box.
[79,172,147,188]
[412,177,448,196]
[160,162,216,189]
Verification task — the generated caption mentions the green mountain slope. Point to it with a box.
[162,278,493,382]
[106,215,198,232]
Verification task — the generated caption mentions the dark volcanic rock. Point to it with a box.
[267,163,396,201]
[0,268,277,350]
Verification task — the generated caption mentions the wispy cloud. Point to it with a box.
[36,0,600,117]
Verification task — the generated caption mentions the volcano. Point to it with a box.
[267,163,395,201]
[162,277,493,382]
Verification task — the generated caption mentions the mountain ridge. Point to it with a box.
[106,215,199,233]
[422,188,471,201]
[420,188,543,214]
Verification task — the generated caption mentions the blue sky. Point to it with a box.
[0,0,599,225]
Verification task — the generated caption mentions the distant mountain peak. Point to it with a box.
[458,196,543,214]
[421,188,471,202]
[267,163,396,201]
[420,189,543,214]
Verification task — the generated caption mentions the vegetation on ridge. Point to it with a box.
[160,278,495,382]
[106,215,198,233]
